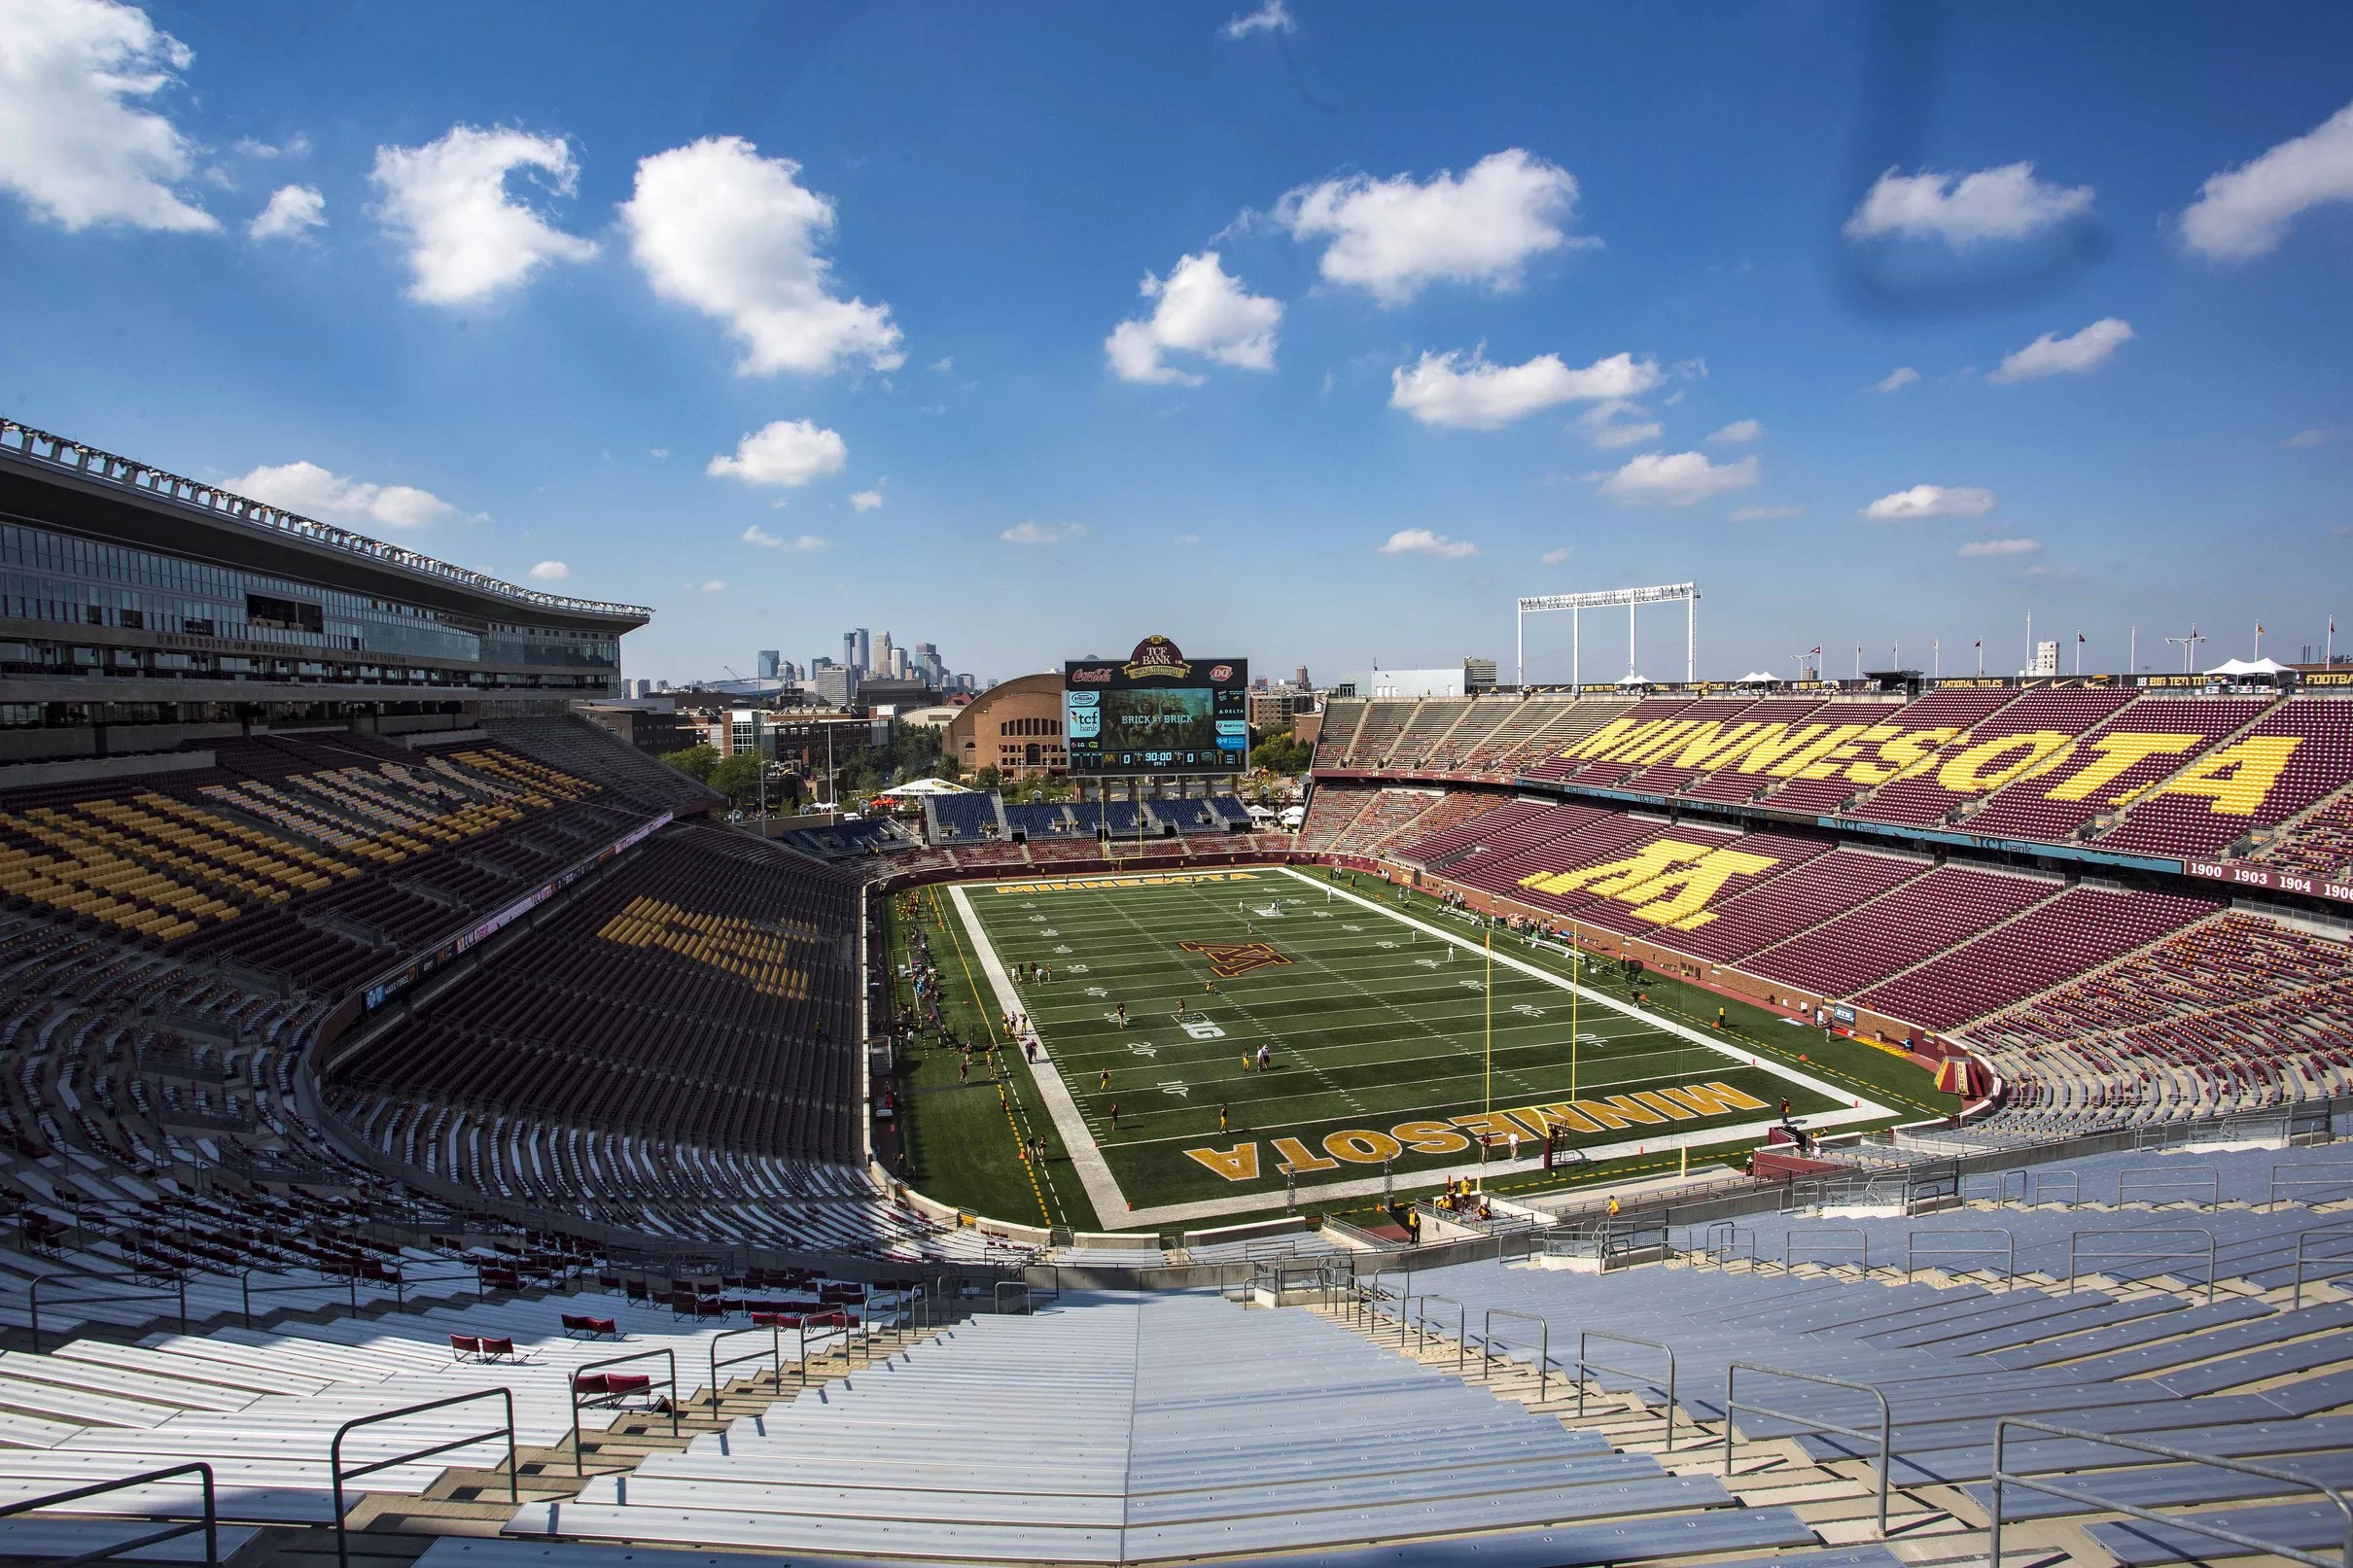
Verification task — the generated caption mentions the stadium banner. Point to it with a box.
[1064,636,1247,777]
[2185,858,2353,907]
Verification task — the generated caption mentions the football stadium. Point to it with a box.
[0,414,2348,1568]
[4,5,2353,1568]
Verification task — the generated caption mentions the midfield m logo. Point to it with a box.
[1177,939,1294,978]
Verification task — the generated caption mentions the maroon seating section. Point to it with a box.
[1961,696,2274,846]
[1856,885,2222,1028]
[1742,863,2058,998]
[2096,698,2353,859]
[2258,790,2353,880]
[332,823,860,1159]
[1570,831,1834,938]
[1845,688,2140,827]
[1662,848,1928,963]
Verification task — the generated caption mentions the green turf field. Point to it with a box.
[889,864,1941,1232]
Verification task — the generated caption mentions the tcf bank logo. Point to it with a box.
[1209,663,1234,682]
[1122,634,1192,681]
[1069,667,1112,684]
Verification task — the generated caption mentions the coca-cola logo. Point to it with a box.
[1070,667,1112,683]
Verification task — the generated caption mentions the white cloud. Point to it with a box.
[849,486,885,511]
[1105,251,1282,384]
[928,356,953,371]
[1378,528,1478,559]
[231,133,309,159]
[1578,399,1662,449]
[1874,366,1920,394]
[526,559,570,580]
[1988,317,2133,383]
[226,459,456,531]
[1220,0,1292,38]
[1707,418,1762,444]
[1861,483,1996,521]
[706,420,848,488]
[1002,521,1084,545]
[1540,546,1571,566]
[741,524,783,546]
[2181,101,2353,261]
[648,447,669,459]
[0,0,216,232]
[1175,533,1202,545]
[2283,428,2330,449]
[369,124,597,305]
[743,522,825,549]
[248,183,323,240]
[1593,451,1759,507]
[1844,162,2092,244]
[1277,149,1589,306]
[696,578,727,592]
[1958,537,2041,558]
[623,136,902,376]
[1727,505,1805,522]
[1389,349,1660,430]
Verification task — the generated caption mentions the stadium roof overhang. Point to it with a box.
[0,421,650,635]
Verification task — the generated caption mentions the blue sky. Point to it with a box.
[2,0,2349,686]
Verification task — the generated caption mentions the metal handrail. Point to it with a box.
[993,1279,1032,1315]
[0,1461,217,1568]
[240,1267,362,1330]
[1990,1416,2353,1568]
[28,1271,187,1354]
[2270,1163,2353,1212]
[2067,1227,2216,1304]
[1413,1295,1466,1370]
[708,1324,781,1408]
[1783,1225,1869,1273]
[1904,1227,2015,1286]
[2294,1227,2353,1309]
[1724,1362,1892,1537]
[332,1390,515,1568]
[569,1347,679,1476]
[1576,1329,1674,1447]
[1483,1308,1551,1403]
[2117,1164,2220,1209]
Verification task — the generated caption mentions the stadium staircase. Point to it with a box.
[0,1277,943,1568]
[1321,1140,2353,1568]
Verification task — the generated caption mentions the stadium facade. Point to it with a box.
[0,419,645,763]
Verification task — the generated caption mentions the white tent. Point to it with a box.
[1616,673,1651,686]
[873,777,971,797]
[2205,656,2289,678]
[1738,671,1782,683]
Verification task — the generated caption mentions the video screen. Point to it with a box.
[1064,639,1247,775]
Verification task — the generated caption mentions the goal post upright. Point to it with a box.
[1517,581,1701,686]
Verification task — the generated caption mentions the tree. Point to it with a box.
[972,764,1001,792]
[709,752,763,805]
[1249,732,1313,776]
[660,744,720,783]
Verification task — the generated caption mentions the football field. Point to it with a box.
[937,865,1894,1230]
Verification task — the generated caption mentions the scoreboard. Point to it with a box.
[1064,635,1248,776]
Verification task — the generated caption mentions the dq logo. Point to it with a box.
[1177,939,1294,979]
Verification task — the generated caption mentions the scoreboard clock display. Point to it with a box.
[1064,636,1248,776]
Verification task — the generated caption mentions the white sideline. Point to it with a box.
[946,884,1133,1227]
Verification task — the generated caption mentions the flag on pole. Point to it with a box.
[1806,645,1822,655]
